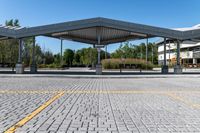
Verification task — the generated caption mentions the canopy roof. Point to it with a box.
[0,26,16,40]
[0,17,200,44]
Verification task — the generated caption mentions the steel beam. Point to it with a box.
[16,39,24,74]
[146,37,148,67]
[18,39,23,64]
[177,40,180,66]
[162,38,168,74]
[15,17,182,39]
[3,17,200,42]
[30,37,37,73]
[96,27,102,75]
[60,39,63,66]
[174,40,182,74]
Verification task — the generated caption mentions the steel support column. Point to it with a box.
[146,37,148,69]
[174,40,182,74]
[168,41,171,65]
[30,37,37,73]
[105,45,107,59]
[60,39,63,66]
[177,41,181,65]
[96,47,102,75]
[96,28,102,75]
[97,48,101,64]
[162,38,168,74]
[18,39,23,63]
[16,39,24,74]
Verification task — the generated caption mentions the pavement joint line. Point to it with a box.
[166,93,200,109]
[0,90,61,94]
[1,90,200,94]
[4,91,65,133]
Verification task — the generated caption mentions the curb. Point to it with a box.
[0,74,200,79]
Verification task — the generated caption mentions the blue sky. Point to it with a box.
[0,0,200,54]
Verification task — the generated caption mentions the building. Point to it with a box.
[158,24,200,67]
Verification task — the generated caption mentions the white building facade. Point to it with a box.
[158,25,200,66]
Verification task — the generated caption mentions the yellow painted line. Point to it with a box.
[4,91,65,133]
[166,93,200,109]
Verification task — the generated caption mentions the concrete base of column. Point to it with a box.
[96,64,102,75]
[16,63,24,74]
[161,65,168,74]
[174,65,182,74]
[30,64,37,73]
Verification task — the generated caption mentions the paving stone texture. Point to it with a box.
[1,77,200,133]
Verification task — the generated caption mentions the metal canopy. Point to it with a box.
[15,17,180,45]
[1,17,200,43]
[0,26,16,40]
[46,26,152,45]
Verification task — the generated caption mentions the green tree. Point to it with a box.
[5,19,20,27]
[53,53,61,65]
[111,42,158,64]
[35,45,43,64]
[111,42,136,58]
[80,48,97,67]
[0,19,20,67]
[43,50,54,64]
[22,37,35,66]
[74,50,81,64]
[63,49,74,66]
[0,19,37,68]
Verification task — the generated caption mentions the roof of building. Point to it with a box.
[174,24,200,31]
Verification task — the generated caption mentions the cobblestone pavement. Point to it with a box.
[1,77,200,133]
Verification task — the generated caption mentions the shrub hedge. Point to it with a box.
[38,64,62,68]
[101,58,154,70]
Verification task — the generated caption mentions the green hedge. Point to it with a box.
[102,58,154,70]
[38,64,62,68]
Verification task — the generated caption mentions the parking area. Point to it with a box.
[1,77,200,133]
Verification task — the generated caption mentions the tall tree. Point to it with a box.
[63,49,74,66]
[0,19,20,66]
[74,50,81,64]
[111,42,158,64]
[43,50,54,64]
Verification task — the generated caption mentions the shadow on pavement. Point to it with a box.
[0,71,193,75]
[1,70,200,75]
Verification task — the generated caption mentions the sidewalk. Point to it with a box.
[1,68,200,78]
[1,73,200,78]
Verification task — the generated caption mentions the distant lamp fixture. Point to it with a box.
[130,32,147,37]
[52,31,69,36]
